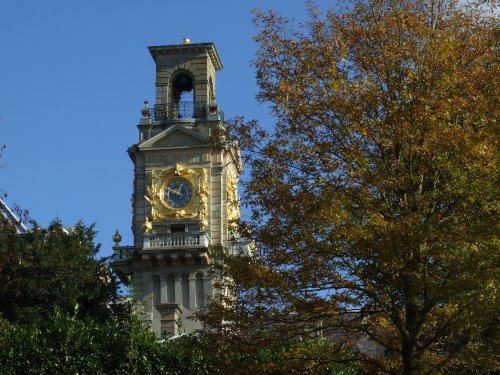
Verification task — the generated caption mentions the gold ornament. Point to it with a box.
[227,177,240,227]
[144,164,209,229]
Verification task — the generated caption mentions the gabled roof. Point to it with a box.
[139,125,211,150]
[0,198,28,234]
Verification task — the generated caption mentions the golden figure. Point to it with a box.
[143,217,153,234]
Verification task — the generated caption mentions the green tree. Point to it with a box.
[0,309,210,375]
[0,220,125,323]
[201,1,499,374]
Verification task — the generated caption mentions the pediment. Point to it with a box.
[139,125,209,150]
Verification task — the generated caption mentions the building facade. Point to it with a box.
[111,41,246,336]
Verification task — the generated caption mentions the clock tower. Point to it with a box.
[111,41,245,336]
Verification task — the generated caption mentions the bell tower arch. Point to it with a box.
[170,71,194,108]
[111,41,247,337]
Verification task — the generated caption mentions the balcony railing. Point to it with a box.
[144,232,209,249]
[149,102,225,122]
[152,102,205,120]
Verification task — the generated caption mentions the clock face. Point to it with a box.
[163,178,193,209]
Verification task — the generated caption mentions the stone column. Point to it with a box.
[160,275,167,304]
[175,273,182,309]
[189,275,196,310]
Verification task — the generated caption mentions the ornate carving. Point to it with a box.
[227,177,240,229]
[144,164,209,230]
[209,122,228,145]
[198,169,209,229]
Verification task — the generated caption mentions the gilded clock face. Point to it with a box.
[163,178,193,209]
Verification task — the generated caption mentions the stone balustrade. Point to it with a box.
[111,246,135,262]
[143,232,209,249]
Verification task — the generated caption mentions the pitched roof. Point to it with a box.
[0,198,28,234]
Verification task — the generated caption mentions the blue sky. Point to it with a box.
[0,0,326,256]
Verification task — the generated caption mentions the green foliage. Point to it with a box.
[0,220,125,323]
[0,310,210,375]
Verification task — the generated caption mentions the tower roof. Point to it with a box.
[148,42,223,71]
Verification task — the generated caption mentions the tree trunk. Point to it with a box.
[402,340,415,375]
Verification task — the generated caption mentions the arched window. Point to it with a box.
[181,273,190,309]
[167,274,175,304]
[153,275,161,305]
[196,272,204,308]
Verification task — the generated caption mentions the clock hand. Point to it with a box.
[171,187,182,196]
[165,187,178,197]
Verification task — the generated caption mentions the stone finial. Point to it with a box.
[140,100,151,118]
[112,230,122,245]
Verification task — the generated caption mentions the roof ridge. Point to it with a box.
[0,198,28,234]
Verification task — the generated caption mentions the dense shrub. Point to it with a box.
[0,309,207,375]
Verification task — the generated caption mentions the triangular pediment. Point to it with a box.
[139,125,210,150]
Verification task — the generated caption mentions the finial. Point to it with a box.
[182,37,190,45]
[140,100,151,118]
[112,230,122,245]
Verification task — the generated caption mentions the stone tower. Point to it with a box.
[111,41,246,336]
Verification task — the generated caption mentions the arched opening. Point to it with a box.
[171,72,194,118]
[196,272,204,308]
[167,274,175,303]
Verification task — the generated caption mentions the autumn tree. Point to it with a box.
[200,1,499,374]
